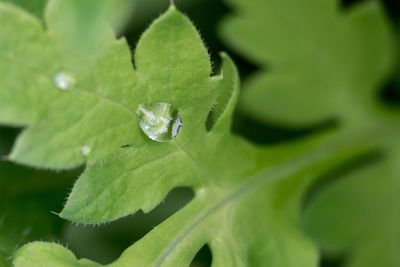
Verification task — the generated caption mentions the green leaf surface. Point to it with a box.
[14,242,99,267]
[220,2,400,264]
[220,0,393,127]
[12,133,372,267]
[0,0,47,19]
[2,1,399,267]
[303,146,400,267]
[0,1,137,168]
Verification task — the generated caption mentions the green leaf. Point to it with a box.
[13,133,371,267]
[14,242,99,267]
[59,2,225,223]
[3,1,397,267]
[0,1,137,168]
[303,146,400,267]
[220,2,400,266]
[220,0,393,127]
[219,1,400,266]
[0,1,220,169]
[0,0,47,19]
[206,52,240,131]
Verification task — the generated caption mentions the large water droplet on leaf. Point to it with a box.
[53,71,74,90]
[137,102,182,142]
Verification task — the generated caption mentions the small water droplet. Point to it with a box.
[137,102,182,142]
[54,71,74,90]
[81,145,91,156]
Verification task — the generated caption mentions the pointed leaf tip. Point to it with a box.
[206,52,239,132]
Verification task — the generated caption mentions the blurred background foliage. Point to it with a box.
[0,0,399,266]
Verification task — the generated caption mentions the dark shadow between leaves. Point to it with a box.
[320,254,347,267]
[300,151,383,267]
[379,73,400,109]
[0,126,21,156]
[301,150,383,209]
[382,0,400,25]
[61,187,195,265]
[232,113,338,145]
[191,243,212,267]
[0,159,81,264]
[340,0,367,10]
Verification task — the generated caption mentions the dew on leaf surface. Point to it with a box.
[81,145,91,156]
[137,102,182,142]
[53,71,74,90]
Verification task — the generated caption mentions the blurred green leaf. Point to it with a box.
[0,0,47,18]
[220,1,400,266]
[1,0,399,266]
[1,2,374,266]
[303,146,400,267]
[220,0,393,127]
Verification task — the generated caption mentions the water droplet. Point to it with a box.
[81,145,91,156]
[53,71,74,90]
[137,102,182,142]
